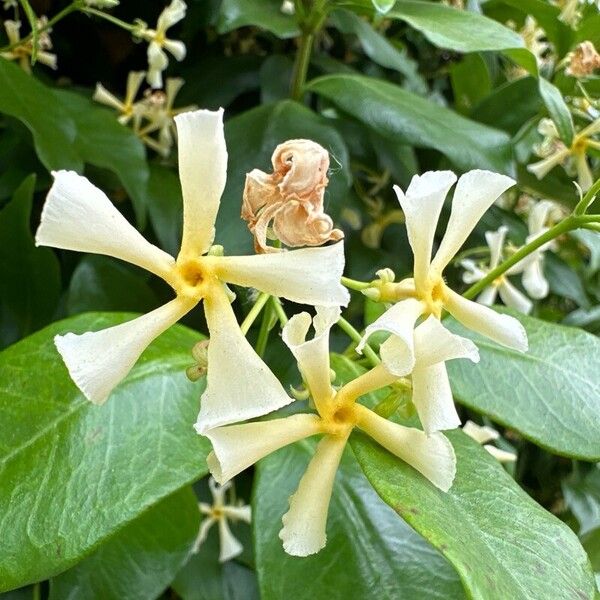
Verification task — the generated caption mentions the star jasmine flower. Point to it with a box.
[204,307,460,557]
[463,420,517,463]
[356,170,527,433]
[0,18,57,72]
[93,71,147,129]
[35,108,349,432]
[193,478,251,563]
[137,0,187,88]
[460,226,533,314]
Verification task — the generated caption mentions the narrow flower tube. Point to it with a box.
[279,433,348,557]
[205,414,323,483]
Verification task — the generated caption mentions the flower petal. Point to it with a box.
[163,39,186,61]
[93,83,124,111]
[522,259,549,300]
[175,108,228,260]
[205,414,323,484]
[279,434,347,557]
[484,445,517,463]
[394,171,457,288]
[431,170,515,274]
[222,505,252,523]
[157,0,186,32]
[414,316,479,368]
[355,405,456,491]
[411,362,461,434]
[36,171,176,280]
[460,259,486,284]
[444,288,528,352]
[528,201,553,235]
[213,243,349,307]
[218,517,244,563]
[196,284,293,433]
[526,148,570,180]
[462,420,499,444]
[192,516,216,554]
[485,225,508,269]
[477,285,498,306]
[358,298,424,376]
[55,297,196,404]
[498,279,533,314]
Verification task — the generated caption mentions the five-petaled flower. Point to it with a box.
[357,170,528,434]
[204,307,458,557]
[193,477,251,563]
[461,226,533,314]
[0,17,57,72]
[136,0,187,88]
[35,108,349,433]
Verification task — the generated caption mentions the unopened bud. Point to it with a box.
[187,340,209,382]
[208,244,224,256]
[375,268,395,283]
[290,385,310,401]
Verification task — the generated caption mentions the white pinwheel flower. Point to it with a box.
[510,200,556,300]
[137,0,187,88]
[205,307,457,557]
[193,477,251,563]
[463,420,517,463]
[460,226,533,314]
[357,170,527,433]
[35,108,349,433]
[0,18,57,72]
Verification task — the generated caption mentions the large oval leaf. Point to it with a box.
[446,311,600,460]
[49,486,200,600]
[352,431,595,600]
[0,313,210,591]
[306,74,513,174]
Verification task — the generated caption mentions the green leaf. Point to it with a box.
[0,59,79,169]
[0,313,210,591]
[352,430,595,600]
[563,466,600,536]
[49,486,200,600]
[217,0,300,38]
[254,418,465,597]
[307,73,513,173]
[0,175,60,347]
[450,54,492,115]
[545,253,591,308]
[581,527,600,587]
[446,310,600,460]
[219,100,351,254]
[66,255,158,316]
[538,77,575,146]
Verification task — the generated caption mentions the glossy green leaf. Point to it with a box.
[450,54,492,115]
[219,100,351,254]
[352,430,595,600]
[0,175,60,347]
[545,253,590,308]
[253,354,464,600]
[217,0,300,38]
[538,77,575,146]
[307,74,513,173]
[0,313,210,591]
[563,466,600,536]
[49,486,201,600]
[446,311,600,460]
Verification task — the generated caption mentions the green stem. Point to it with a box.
[463,214,599,299]
[336,317,380,368]
[32,583,40,600]
[19,0,38,62]
[574,177,600,215]
[290,30,315,101]
[341,276,371,291]
[81,7,137,32]
[255,304,274,358]
[240,292,270,335]
[271,296,289,327]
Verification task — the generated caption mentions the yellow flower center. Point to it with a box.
[572,135,589,154]
[420,277,446,319]
[172,258,215,300]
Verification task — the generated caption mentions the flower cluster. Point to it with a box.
[36,107,529,558]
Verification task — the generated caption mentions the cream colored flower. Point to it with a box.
[357,171,527,433]
[205,307,457,557]
[84,0,119,8]
[242,140,344,253]
[137,0,187,88]
[528,117,600,192]
[509,201,556,300]
[463,420,517,463]
[461,226,533,314]
[280,0,295,14]
[566,41,600,78]
[520,16,552,69]
[93,71,147,129]
[137,78,197,157]
[0,18,57,72]
[35,109,349,432]
[193,478,251,562]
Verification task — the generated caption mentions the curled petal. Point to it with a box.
[414,316,479,369]
[411,362,461,434]
[462,420,499,444]
[157,0,187,32]
[163,39,186,61]
[358,298,424,376]
[528,201,553,236]
[213,243,349,307]
[484,445,517,463]
[431,170,515,275]
[282,307,340,407]
[218,518,244,563]
[279,433,347,557]
[355,405,456,491]
[175,108,228,260]
[36,171,175,281]
[394,171,457,288]
[205,414,323,484]
[196,284,293,433]
[498,279,533,314]
[522,259,549,300]
[485,225,508,269]
[55,297,196,404]
[444,288,528,352]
